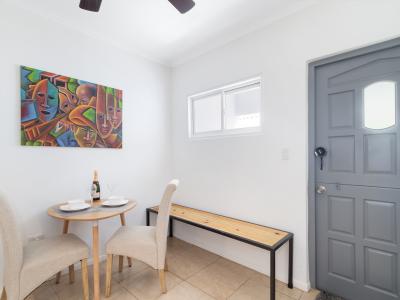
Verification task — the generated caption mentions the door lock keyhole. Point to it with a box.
[314,147,327,171]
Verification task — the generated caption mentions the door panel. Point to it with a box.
[315,44,400,300]
[317,184,400,300]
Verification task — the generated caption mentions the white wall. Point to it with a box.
[0,2,172,286]
[2,0,400,293]
[171,0,400,291]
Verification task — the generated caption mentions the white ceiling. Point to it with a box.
[5,0,319,66]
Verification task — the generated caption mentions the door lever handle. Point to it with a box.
[314,147,327,171]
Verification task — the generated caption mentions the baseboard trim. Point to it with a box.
[294,279,311,292]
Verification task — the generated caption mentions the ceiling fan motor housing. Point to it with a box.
[79,0,103,12]
[168,0,195,14]
[79,0,195,14]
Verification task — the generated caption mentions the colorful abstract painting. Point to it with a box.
[20,66,122,148]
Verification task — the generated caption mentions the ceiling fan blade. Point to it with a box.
[168,0,195,14]
[79,0,103,12]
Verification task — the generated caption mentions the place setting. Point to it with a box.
[102,196,129,208]
[59,199,91,213]
[58,197,130,213]
[58,172,130,214]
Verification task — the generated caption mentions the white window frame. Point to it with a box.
[188,77,262,139]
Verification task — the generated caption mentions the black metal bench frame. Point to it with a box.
[146,207,294,300]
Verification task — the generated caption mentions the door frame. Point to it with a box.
[307,37,400,288]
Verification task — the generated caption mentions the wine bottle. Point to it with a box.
[91,170,101,201]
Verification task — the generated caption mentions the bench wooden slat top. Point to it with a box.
[149,204,291,249]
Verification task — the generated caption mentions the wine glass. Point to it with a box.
[106,183,118,199]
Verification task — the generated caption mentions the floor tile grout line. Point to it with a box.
[116,264,152,284]
[182,255,222,282]
[226,276,253,299]
[183,280,218,300]
[119,284,139,300]
[28,237,317,300]
[183,256,250,300]
[167,252,221,282]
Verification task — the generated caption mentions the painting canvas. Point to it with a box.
[20,66,123,148]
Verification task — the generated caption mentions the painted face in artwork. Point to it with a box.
[56,130,78,147]
[74,127,97,147]
[58,87,77,114]
[32,79,59,122]
[76,84,96,105]
[106,93,122,129]
[96,86,113,138]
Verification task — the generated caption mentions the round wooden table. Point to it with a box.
[48,200,137,300]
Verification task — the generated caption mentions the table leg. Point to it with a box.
[270,250,276,300]
[56,220,70,284]
[92,221,100,300]
[1,287,6,300]
[120,213,132,268]
[81,259,89,300]
[288,237,294,289]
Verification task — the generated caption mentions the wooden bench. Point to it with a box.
[146,204,294,300]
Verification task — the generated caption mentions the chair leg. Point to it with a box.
[69,264,75,284]
[55,271,62,284]
[127,257,132,267]
[118,255,124,273]
[165,258,169,271]
[159,269,167,294]
[81,259,89,300]
[1,288,6,300]
[105,254,113,297]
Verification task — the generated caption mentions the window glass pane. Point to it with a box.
[193,94,222,133]
[225,85,261,130]
[364,81,396,130]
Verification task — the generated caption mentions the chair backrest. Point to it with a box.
[155,179,179,269]
[0,192,23,300]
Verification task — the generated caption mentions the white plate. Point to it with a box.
[59,202,91,212]
[102,199,129,207]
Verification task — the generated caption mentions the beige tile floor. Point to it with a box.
[26,238,320,300]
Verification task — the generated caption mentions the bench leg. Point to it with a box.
[146,209,150,226]
[169,217,173,237]
[270,251,276,300]
[288,237,293,289]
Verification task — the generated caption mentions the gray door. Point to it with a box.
[315,44,400,300]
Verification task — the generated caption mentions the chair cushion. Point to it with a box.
[106,226,158,269]
[20,233,89,299]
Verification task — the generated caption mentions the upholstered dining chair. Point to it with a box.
[0,193,90,300]
[105,179,179,297]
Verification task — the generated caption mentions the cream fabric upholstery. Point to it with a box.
[20,234,89,299]
[0,193,23,300]
[155,179,179,269]
[107,226,157,268]
[0,192,89,300]
[106,179,179,270]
